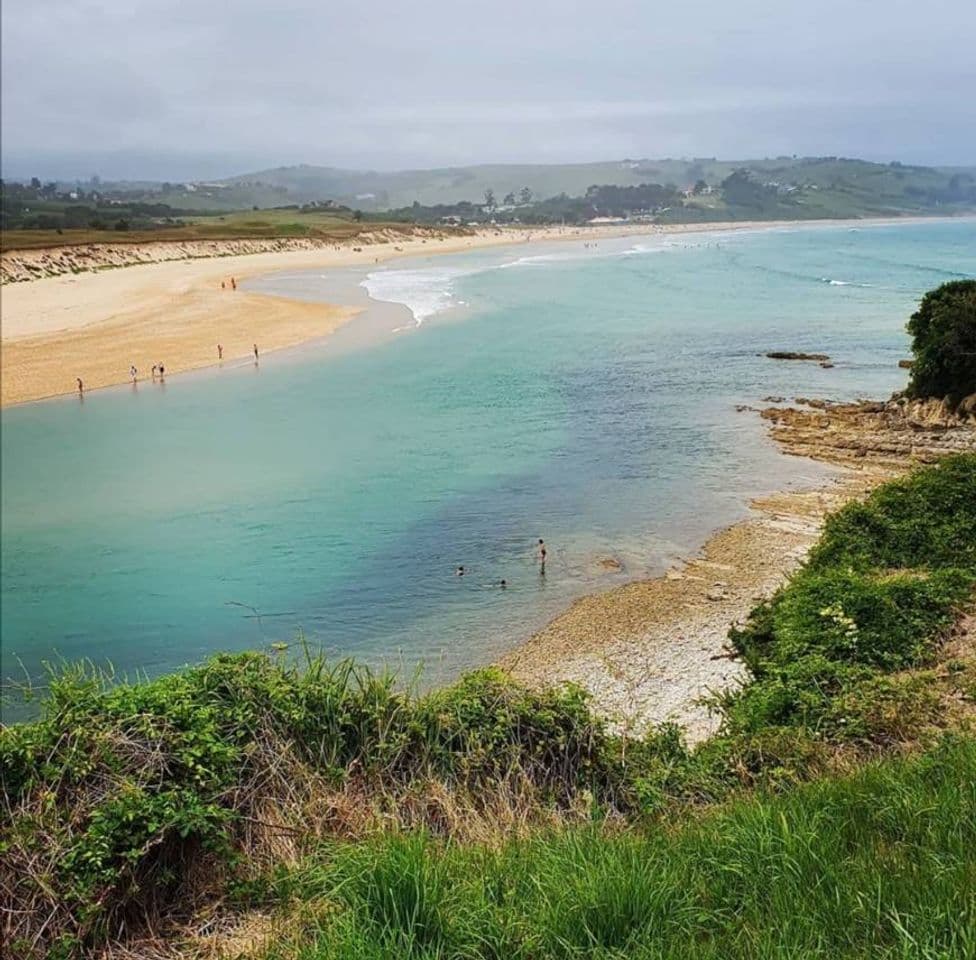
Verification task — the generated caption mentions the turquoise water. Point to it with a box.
[2,220,973,708]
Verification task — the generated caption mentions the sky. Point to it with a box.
[2,0,975,180]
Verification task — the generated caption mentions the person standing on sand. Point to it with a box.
[76,377,84,395]
[158,363,165,379]
[230,277,237,290]
[253,343,259,362]
[217,344,223,360]
[130,365,138,383]
[221,281,226,290]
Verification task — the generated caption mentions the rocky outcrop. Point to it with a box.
[958,393,976,418]
[760,395,976,469]
[766,351,830,361]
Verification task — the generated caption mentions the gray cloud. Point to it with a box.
[2,0,974,179]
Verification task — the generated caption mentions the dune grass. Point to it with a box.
[0,210,442,252]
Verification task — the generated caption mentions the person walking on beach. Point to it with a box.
[130,365,138,383]
[217,343,223,360]
[76,377,84,395]
[230,277,237,290]
[158,363,165,379]
[253,343,259,362]
[538,538,547,576]
[151,364,158,379]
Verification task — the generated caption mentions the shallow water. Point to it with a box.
[2,219,973,710]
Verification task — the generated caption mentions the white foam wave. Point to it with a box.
[362,266,472,326]
[820,277,872,287]
[362,251,587,326]
[361,232,734,326]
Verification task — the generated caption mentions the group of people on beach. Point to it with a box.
[456,539,547,587]
[78,363,165,395]
[127,363,167,383]
[77,342,260,396]
[220,277,237,291]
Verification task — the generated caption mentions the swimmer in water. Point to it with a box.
[456,565,465,577]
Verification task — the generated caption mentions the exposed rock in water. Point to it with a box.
[766,351,830,361]
[898,359,914,369]
[819,361,835,368]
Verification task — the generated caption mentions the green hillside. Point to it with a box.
[220,156,976,215]
[36,156,976,215]
[6,157,974,249]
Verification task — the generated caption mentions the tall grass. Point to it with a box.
[264,737,976,959]
[0,656,641,957]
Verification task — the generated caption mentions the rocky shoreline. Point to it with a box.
[760,394,976,468]
[503,394,976,741]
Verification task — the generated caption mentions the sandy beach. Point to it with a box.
[1,228,519,406]
[1,216,936,408]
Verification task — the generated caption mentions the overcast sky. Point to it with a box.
[3,0,975,180]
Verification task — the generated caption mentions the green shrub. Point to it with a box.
[0,656,645,956]
[725,455,976,736]
[906,279,976,403]
[808,454,976,573]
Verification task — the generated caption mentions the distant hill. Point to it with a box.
[7,157,976,236]
[211,157,976,217]
[220,160,660,210]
